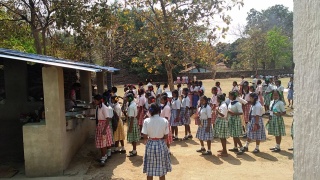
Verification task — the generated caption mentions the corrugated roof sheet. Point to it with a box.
[0,48,120,72]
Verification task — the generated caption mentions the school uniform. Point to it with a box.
[210,94,218,124]
[264,84,273,106]
[232,86,239,92]
[287,81,294,100]
[138,94,147,126]
[142,115,172,177]
[228,101,243,137]
[200,86,205,94]
[196,105,214,141]
[192,86,200,108]
[113,102,125,142]
[247,102,266,140]
[276,85,286,105]
[170,98,182,126]
[256,85,264,106]
[164,88,170,92]
[161,103,173,144]
[127,101,141,142]
[156,88,163,105]
[95,103,113,148]
[214,102,230,139]
[217,86,222,95]
[242,93,251,123]
[268,100,286,136]
[180,96,191,125]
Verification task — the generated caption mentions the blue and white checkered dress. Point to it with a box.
[171,109,182,126]
[247,116,266,140]
[196,119,214,141]
[143,140,172,176]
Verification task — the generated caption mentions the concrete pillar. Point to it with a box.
[24,66,66,177]
[80,71,92,103]
[3,60,28,102]
[294,1,320,179]
[96,72,104,94]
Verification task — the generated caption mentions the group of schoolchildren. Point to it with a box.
[92,76,294,179]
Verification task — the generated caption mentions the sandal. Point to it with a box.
[218,153,228,157]
[127,152,137,157]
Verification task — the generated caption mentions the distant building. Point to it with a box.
[180,65,212,73]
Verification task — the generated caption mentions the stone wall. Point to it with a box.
[112,68,294,85]
[293,1,320,179]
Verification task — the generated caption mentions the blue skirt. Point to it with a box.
[287,89,293,100]
[170,109,182,126]
[196,119,214,141]
[192,95,199,108]
[247,116,266,141]
[143,140,172,176]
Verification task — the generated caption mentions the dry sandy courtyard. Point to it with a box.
[62,78,294,180]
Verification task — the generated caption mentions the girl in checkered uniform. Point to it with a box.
[228,91,246,156]
[142,103,172,179]
[111,96,126,153]
[93,95,114,165]
[126,93,141,157]
[195,96,213,155]
[160,95,173,154]
[215,94,229,157]
[268,90,286,152]
[171,90,181,140]
[137,89,147,135]
[242,93,266,154]
[181,88,192,140]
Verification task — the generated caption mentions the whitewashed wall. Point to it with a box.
[294,0,320,179]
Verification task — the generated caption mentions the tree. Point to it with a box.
[266,27,291,69]
[126,0,243,89]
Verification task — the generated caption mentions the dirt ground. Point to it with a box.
[14,78,294,180]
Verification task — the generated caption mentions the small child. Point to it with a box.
[181,88,192,140]
[160,95,173,154]
[137,89,147,136]
[170,90,181,140]
[111,96,126,153]
[126,93,140,157]
[242,93,266,154]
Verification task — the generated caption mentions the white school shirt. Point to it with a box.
[217,102,228,118]
[236,96,248,105]
[193,86,200,92]
[164,88,170,92]
[269,100,285,113]
[189,86,194,92]
[250,102,263,117]
[256,85,263,95]
[171,98,181,110]
[276,86,284,92]
[181,96,190,108]
[228,101,243,113]
[178,88,182,97]
[156,88,162,96]
[113,103,122,117]
[243,92,251,102]
[160,104,171,120]
[141,115,169,138]
[211,94,217,106]
[200,86,205,93]
[96,103,113,120]
[138,94,146,107]
[240,79,245,86]
[217,87,222,95]
[232,86,239,92]
[127,101,138,117]
[198,105,212,120]
[252,78,257,84]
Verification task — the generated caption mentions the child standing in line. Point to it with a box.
[264,79,273,113]
[210,87,218,124]
[232,81,239,92]
[216,82,222,95]
[195,96,213,155]
[242,83,251,138]
[241,93,266,154]
[177,84,182,98]
[192,81,200,112]
[181,88,192,140]
[268,90,286,152]
[126,93,140,157]
[287,77,294,108]
[137,89,147,136]
[275,80,286,106]
[171,90,181,141]
[142,103,172,180]
[93,95,113,165]
[160,95,173,154]
[215,94,229,157]
[256,80,264,106]
[156,83,163,106]
[111,96,126,153]
[188,83,194,114]
[227,91,245,155]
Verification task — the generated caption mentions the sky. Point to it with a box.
[223,0,293,43]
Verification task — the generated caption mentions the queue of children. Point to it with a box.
[91,76,293,178]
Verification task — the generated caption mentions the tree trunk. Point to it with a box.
[165,62,174,90]
[212,64,217,80]
[31,27,42,54]
[42,29,47,55]
[270,59,276,69]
